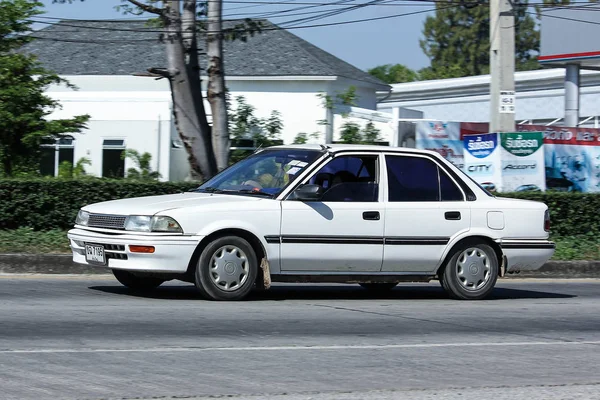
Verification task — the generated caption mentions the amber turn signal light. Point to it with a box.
[129,245,155,253]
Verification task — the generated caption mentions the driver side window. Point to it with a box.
[307,155,379,202]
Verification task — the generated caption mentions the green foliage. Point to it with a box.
[293,132,309,144]
[551,235,600,261]
[0,179,199,231]
[337,121,383,144]
[498,192,600,237]
[367,64,419,84]
[229,96,283,148]
[336,86,358,108]
[0,228,71,254]
[73,157,91,178]
[121,149,160,181]
[419,0,540,79]
[57,161,73,179]
[362,121,383,144]
[339,122,362,144]
[0,0,89,177]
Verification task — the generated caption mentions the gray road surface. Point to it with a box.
[1,276,600,400]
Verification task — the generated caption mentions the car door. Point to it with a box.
[382,154,471,273]
[280,153,385,272]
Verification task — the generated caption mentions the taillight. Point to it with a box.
[544,210,550,232]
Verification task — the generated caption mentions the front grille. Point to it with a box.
[106,253,128,260]
[104,244,125,251]
[88,214,127,230]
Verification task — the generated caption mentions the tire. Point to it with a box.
[112,269,164,290]
[194,236,258,301]
[441,241,499,300]
[359,282,398,291]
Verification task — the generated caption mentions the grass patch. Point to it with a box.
[0,228,71,254]
[0,230,598,261]
[552,235,600,261]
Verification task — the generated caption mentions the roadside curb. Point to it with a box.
[0,254,110,275]
[0,255,599,278]
[503,260,600,279]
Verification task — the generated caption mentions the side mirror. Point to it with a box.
[292,184,323,201]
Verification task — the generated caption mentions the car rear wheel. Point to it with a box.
[359,283,398,291]
[194,236,258,301]
[112,269,164,290]
[441,242,498,300]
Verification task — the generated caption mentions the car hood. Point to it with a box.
[82,192,264,215]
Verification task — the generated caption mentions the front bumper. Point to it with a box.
[500,239,555,272]
[67,228,202,273]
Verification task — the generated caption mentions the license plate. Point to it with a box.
[85,244,106,265]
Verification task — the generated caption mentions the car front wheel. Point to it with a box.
[112,269,164,290]
[441,242,498,300]
[194,236,258,301]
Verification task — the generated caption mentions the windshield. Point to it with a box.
[196,149,323,197]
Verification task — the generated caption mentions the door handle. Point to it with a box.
[363,211,380,221]
[445,211,461,220]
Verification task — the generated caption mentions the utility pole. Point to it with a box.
[489,0,516,132]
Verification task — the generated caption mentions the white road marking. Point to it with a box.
[2,340,600,354]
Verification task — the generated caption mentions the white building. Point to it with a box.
[24,20,389,181]
[377,68,600,146]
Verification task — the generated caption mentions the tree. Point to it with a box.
[367,64,419,84]
[228,96,283,163]
[55,0,262,179]
[0,0,89,177]
[121,149,160,181]
[419,0,540,79]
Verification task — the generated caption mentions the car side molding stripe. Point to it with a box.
[265,235,280,244]
[385,237,450,245]
[282,236,384,245]
[501,243,556,249]
[265,236,450,245]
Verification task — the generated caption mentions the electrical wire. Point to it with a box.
[22,4,449,44]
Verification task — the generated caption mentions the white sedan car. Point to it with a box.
[68,145,554,300]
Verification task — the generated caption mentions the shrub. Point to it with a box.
[497,192,600,236]
[0,179,198,231]
[0,178,598,236]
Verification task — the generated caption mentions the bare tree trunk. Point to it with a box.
[206,0,230,171]
[160,0,216,179]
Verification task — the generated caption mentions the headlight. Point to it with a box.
[151,216,183,233]
[124,216,152,232]
[75,210,90,226]
[124,215,183,233]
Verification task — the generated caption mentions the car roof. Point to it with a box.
[268,144,440,156]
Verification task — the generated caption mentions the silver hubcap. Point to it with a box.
[456,247,491,291]
[208,245,249,292]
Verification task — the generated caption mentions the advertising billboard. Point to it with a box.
[463,133,501,191]
[500,132,546,192]
[518,125,600,192]
[415,121,464,169]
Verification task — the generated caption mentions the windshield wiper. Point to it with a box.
[197,187,273,197]
[196,187,225,193]
[234,189,274,197]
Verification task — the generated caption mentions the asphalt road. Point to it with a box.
[1,276,600,400]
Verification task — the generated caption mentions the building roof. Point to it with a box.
[378,68,600,103]
[22,19,388,88]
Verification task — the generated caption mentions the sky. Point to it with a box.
[38,0,433,71]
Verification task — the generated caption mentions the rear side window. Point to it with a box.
[386,156,439,201]
[386,155,464,202]
[440,170,464,201]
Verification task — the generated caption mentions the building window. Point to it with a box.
[40,136,75,177]
[102,139,125,178]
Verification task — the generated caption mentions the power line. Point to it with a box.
[23,5,448,44]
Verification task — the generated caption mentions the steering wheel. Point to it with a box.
[241,180,263,189]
